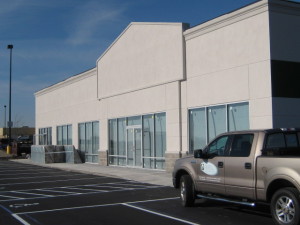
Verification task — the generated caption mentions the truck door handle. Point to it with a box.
[218,162,223,168]
[245,163,252,169]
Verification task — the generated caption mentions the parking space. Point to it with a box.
[0,161,275,225]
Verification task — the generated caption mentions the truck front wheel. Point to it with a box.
[271,188,300,225]
[180,175,195,207]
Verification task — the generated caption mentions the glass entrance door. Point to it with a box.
[127,127,142,167]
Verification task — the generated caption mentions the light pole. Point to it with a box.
[7,44,13,154]
[4,105,7,137]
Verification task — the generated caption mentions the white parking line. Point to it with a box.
[0,194,24,200]
[11,191,54,197]
[37,189,82,195]
[12,197,199,225]
[12,214,31,225]
[0,177,104,186]
[0,171,67,176]
[0,168,55,173]
[123,203,200,225]
[61,187,108,192]
[15,197,179,214]
[0,181,160,202]
[0,174,84,181]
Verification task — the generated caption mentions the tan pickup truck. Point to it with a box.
[173,128,300,225]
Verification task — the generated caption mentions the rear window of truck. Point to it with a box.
[263,132,300,156]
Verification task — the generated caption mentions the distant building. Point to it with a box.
[35,0,300,171]
[0,127,35,140]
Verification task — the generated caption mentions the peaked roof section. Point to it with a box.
[96,22,189,63]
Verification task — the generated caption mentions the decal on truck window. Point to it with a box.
[200,162,218,176]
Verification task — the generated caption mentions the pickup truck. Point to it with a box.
[173,128,300,225]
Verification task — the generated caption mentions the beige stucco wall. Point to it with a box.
[184,0,273,137]
[97,23,187,157]
[98,82,182,154]
[35,68,98,147]
[97,22,187,99]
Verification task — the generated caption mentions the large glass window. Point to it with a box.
[62,125,68,145]
[143,115,154,168]
[38,127,52,145]
[92,122,99,163]
[108,119,118,165]
[108,112,166,170]
[189,108,206,152]
[78,121,99,163]
[127,116,141,126]
[155,113,166,169]
[117,118,126,166]
[188,102,249,153]
[79,123,85,156]
[57,125,72,145]
[57,126,62,145]
[228,102,249,131]
[208,105,226,142]
[67,125,72,145]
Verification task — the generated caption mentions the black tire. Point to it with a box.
[180,175,195,207]
[270,188,300,225]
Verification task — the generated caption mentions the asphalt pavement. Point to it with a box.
[0,151,275,225]
[0,149,173,187]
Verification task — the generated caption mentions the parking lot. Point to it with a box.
[0,160,275,225]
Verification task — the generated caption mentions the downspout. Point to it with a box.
[179,23,189,158]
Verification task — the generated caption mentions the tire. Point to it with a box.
[270,188,300,225]
[180,175,195,207]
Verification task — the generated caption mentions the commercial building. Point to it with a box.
[35,0,300,171]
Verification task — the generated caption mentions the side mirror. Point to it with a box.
[194,149,203,158]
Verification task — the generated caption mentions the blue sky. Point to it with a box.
[0,0,299,127]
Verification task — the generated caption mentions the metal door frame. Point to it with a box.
[126,125,142,167]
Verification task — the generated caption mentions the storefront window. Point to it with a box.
[38,127,52,145]
[155,113,166,169]
[108,112,166,170]
[117,118,126,166]
[92,122,99,163]
[228,102,249,131]
[189,102,249,153]
[207,105,226,142]
[189,108,206,152]
[143,115,154,168]
[78,121,99,163]
[57,125,72,145]
[108,119,118,165]
[127,116,141,126]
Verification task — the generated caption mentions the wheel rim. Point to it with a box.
[275,195,296,223]
[180,180,186,201]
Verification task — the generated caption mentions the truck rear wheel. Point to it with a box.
[180,175,195,207]
[271,188,300,225]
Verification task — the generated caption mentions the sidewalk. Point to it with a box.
[11,158,174,187]
[0,149,13,160]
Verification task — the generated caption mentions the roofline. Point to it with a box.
[35,67,97,97]
[184,0,300,40]
[96,22,190,64]
[184,0,268,40]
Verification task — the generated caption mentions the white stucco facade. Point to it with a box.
[35,0,300,171]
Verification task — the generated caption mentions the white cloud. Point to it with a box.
[0,0,25,14]
[66,1,127,45]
